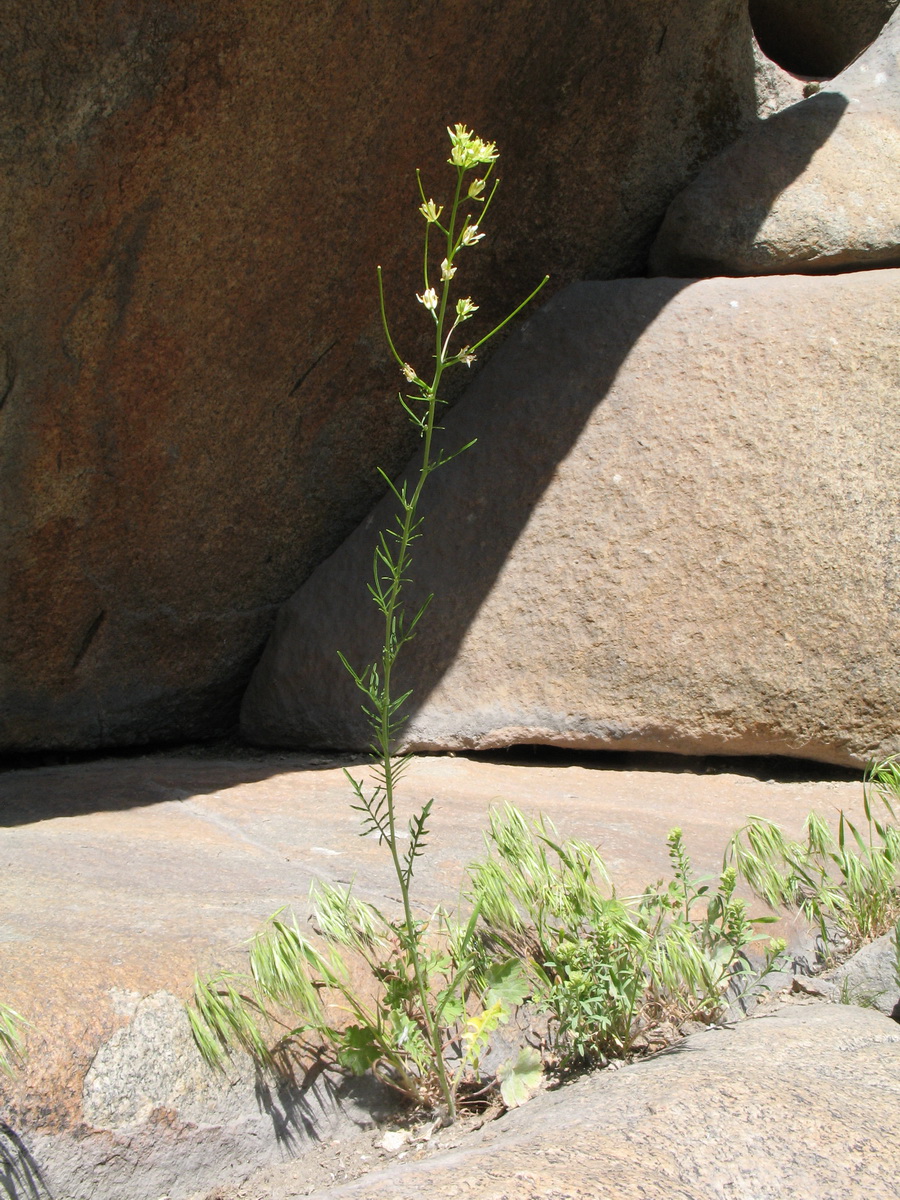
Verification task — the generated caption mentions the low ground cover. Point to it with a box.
[188,754,900,1119]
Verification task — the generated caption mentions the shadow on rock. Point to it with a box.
[0,1124,53,1200]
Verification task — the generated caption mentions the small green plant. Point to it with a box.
[191,125,547,1121]
[0,1000,26,1076]
[640,830,784,1028]
[727,755,900,959]
[189,887,531,1109]
[469,808,783,1068]
[468,805,646,1062]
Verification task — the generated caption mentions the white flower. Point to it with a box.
[440,258,456,282]
[447,124,499,170]
[459,348,476,367]
[460,224,484,247]
[419,199,443,223]
[468,178,486,199]
[456,297,478,319]
[417,287,439,312]
[401,363,417,381]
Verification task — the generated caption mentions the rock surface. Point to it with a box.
[752,38,806,119]
[241,272,900,768]
[749,0,898,78]
[0,0,767,755]
[307,1003,900,1200]
[650,10,900,276]
[825,931,900,1016]
[0,750,864,1199]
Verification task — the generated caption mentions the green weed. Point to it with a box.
[0,1000,26,1077]
[727,755,900,959]
[469,808,784,1068]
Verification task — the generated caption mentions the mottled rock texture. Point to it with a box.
[313,1004,900,1200]
[650,9,900,277]
[750,0,898,78]
[18,992,389,1200]
[242,272,900,768]
[752,38,806,118]
[0,0,767,754]
[825,933,900,1017]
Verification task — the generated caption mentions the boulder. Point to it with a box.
[0,0,767,755]
[650,9,900,277]
[749,0,898,78]
[752,38,806,119]
[241,271,900,769]
[825,933,900,1017]
[312,1004,900,1200]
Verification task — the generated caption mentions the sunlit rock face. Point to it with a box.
[243,271,900,769]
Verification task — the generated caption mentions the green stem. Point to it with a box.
[360,143,546,1122]
[469,275,550,352]
[375,386,456,1117]
[372,176,469,1116]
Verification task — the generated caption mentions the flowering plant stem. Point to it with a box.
[339,125,547,1119]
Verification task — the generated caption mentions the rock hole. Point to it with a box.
[748,0,897,79]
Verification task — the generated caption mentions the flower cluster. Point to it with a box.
[385,124,545,396]
[447,123,498,170]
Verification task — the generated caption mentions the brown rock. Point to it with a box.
[749,0,898,78]
[649,10,900,277]
[241,271,900,768]
[313,1004,900,1200]
[0,0,765,754]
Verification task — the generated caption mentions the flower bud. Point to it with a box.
[417,287,439,312]
[419,199,443,224]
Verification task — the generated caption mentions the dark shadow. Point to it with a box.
[0,739,857,830]
[250,1057,397,1152]
[749,0,896,78]
[0,1124,53,1200]
[0,746,369,829]
[463,746,861,785]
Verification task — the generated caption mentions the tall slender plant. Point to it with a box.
[190,126,546,1121]
[337,123,547,1117]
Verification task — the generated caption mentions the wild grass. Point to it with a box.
[189,887,534,1110]
[190,762,899,1112]
[726,755,900,959]
[0,1001,26,1077]
[469,807,784,1068]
